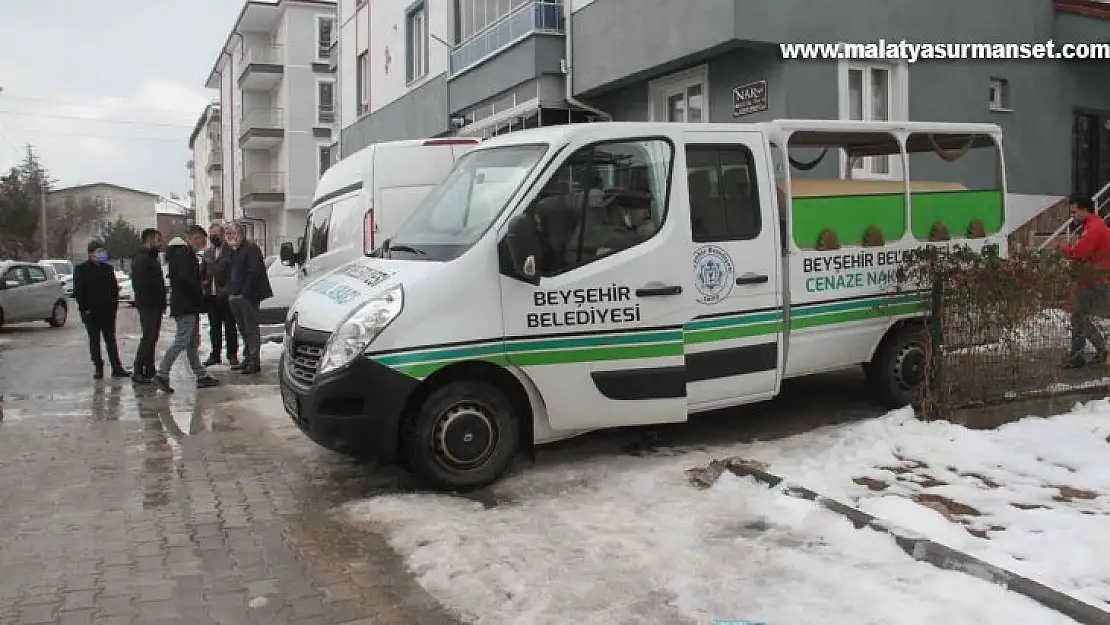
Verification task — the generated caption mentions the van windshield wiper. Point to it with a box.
[388,244,426,256]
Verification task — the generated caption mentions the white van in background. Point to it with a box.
[280,137,479,288]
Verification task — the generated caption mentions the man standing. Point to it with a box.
[130,229,167,384]
[224,223,273,375]
[152,226,220,393]
[201,222,239,367]
[73,240,130,380]
[1063,193,1110,368]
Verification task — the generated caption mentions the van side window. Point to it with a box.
[685,144,761,242]
[308,205,333,258]
[528,138,673,277]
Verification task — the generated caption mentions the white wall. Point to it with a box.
[570,0,596,12]
[367,0,450,113]
[339,0,359,130]
[191,111,219,227]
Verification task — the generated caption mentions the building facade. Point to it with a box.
[205,0,339,254]
[49,183,161,262]
[188,103,223,228]
[337,0,1110,228]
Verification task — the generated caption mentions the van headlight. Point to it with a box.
[318,284,403,375]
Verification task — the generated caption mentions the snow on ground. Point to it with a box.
[260,341,283,362]
[338,400,1110,624]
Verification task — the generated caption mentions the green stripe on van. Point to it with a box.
[374,293,927,378]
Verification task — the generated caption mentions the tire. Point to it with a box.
[404,380,520,491]
[47,301,67,328]
[0,306,5,331]
[866,324,928,409]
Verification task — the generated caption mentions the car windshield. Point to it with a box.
[49,262,72,275]
[385,144,547,261]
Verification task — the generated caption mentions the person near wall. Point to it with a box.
[1062,193,1110,368]
[129,228,167,384]
[151,226,220,393]
[201,222,240,367]
[72,240,131,380]
[223,222,273,375]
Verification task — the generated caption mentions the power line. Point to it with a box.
[0,109,193,129]
[0,93,207,115]
[1,126,189,144]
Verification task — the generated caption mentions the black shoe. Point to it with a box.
[202,356,221,367]
[239,360,261,375]
[228,355,240,367]
[111,368,132,378]
[93,366,104,380]
[132,374,152,385]
[151,374,175,393]
[196,375,220,389]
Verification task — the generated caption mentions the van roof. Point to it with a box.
[473,120,1003,151]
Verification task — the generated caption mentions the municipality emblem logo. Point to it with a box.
[693,245,735,305]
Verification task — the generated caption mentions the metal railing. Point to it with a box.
[1036,179,1110,250]
[240,45,284,72]
[240,108,284,133]
[449,1,564,75]
[240,172,285,196]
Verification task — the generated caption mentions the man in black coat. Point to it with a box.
[224,222,273,375]
[73,240,130,380]
[201,222,239,366]
[129,228,166,384]
[151,226,220,393]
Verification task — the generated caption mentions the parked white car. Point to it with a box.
[259,255,298,325]
[41,259,74,296]
[0,260,68,329]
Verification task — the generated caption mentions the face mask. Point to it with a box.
[93,251,109,263]
[210,235,222,246]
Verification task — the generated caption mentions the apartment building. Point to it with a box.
[188,103,223,227]
[204,0,339,255]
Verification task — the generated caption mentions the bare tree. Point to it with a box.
[47,195,108,258]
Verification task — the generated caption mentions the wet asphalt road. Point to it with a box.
[0,306,886,624]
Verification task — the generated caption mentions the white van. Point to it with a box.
[279,120,1007,491]
[279,137,479,287]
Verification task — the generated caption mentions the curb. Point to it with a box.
[724,463,1110,625]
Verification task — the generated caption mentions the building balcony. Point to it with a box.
[239,108,284,149]
[240,172,285,208]
[238,45,284,92]
[207,198,225,221]
[449,1,564,77]
[206,147,222,173]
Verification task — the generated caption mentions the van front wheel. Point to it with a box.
[406,380,520,491]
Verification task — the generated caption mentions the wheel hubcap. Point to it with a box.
[894,343,926,390]
[433,402,497,470]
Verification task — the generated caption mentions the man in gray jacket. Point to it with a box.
[201,222,239,366]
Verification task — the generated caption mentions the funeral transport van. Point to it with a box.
[279,120,1008,490]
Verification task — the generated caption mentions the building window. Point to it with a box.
[989,77,1010,111]
[406,3,428,83]
[649,65,708,123]
[318,144,333,178]
[317,15,336,61]
[356,52,369,116]
[317,79,336,125]
[455,0,531,44]
[839,60,908,178]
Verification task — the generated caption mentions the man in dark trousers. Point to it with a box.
[151,226,220,393]
[224,222,273,375]
[201,222,239,366]
[73,240,130,380]
[129,228,167,384]
[1063,193,1110,368]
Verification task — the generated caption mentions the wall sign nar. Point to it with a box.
[694,245,735,305]
[733,80,768,117]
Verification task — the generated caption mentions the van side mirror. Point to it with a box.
[279,241,296,265]
[500,214,542,286]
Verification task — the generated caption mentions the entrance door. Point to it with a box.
[1073,112,1110,199]
[499,135,694,431]
[682,131,783,411]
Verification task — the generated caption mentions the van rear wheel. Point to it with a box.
[405,380,520,491]
[866,325,929,409]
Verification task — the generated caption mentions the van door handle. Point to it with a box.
[736,273,769,285]
[635,284,682,297]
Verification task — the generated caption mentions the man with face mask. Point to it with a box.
[224,222,273,375]
[201,222,239,367]
[72,240,130,380]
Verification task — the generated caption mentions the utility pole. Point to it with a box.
[40,175,48,259]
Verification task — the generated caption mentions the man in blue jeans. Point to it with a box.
[152,225,220,393]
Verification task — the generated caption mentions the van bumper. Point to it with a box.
[279,354,417,462]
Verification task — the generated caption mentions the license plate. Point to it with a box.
[281,384,298,419]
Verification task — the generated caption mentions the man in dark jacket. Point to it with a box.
[201,222,239,366]
[73,240,130,380]
[151,226,220,393]
[129,228,167,384]
[224,222,273,375]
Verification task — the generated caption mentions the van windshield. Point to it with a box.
[385,144,547,261]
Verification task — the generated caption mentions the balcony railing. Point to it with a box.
[318,105,336,125]
[241,108,284,132]
[240,172,285,196]
[450,1,564,75]
[240,45,284,72]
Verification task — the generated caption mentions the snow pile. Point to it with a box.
[339,401,1110,624]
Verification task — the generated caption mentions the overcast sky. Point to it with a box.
[0,0,244,199]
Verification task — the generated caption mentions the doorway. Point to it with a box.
[1072,111,1110,199]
